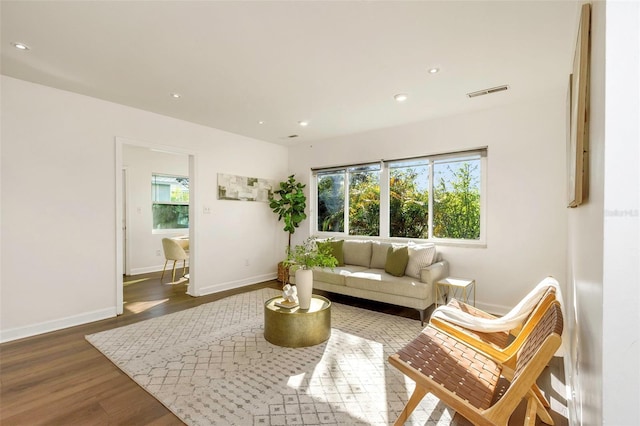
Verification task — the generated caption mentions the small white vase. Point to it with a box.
[295,268,314,309]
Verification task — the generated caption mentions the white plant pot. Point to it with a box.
[295,268,314,310]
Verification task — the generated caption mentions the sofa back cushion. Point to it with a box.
[343,240,372,267]
[370,242,392,269]
[385,245,409,277]
[405,243,436,278]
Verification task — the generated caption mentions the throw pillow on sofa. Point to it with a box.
[385,245,409,277]
[405,243,436,279]
[318,239,345,266]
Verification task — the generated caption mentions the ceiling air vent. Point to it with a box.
[288,134,299,138]
[467,84,510,98]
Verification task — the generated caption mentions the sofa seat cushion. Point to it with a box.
[345,269,430,299]
[311,265,369,286]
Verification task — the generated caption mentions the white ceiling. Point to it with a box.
[1,1,581,146]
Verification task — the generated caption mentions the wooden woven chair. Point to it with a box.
[430,284,557,408]
[388,301,563,426]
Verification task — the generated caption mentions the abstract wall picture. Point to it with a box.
[217,173,274,202]
[567,3,590,208]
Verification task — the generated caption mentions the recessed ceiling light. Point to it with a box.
[428,67,440,74]
[298,121,309,127]
[11,42,30,51]
[394,93,408,102]
[170,93,181,99]
[258,120,265,125]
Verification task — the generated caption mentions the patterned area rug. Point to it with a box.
[86,288,456,425]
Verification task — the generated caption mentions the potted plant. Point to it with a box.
[284,237,338,309]
[269,175,307,284]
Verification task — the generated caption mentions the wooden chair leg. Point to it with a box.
[532,383,551,408]
[502,369,551,410]
[526,391,554,426]
[171,260,177,282]
[533,396,554,425]
[394,385,428,426]
[182,260,187,276]
[160,259,169,282]
[525,396,538,426]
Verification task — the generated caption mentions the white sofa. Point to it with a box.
[290,239,449,325]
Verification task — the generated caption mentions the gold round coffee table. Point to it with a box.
[264,295,331,347]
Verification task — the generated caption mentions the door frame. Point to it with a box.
[122,167,132,276]
[114,136,198,315]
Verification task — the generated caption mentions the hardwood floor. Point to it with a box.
[0,273,567,425]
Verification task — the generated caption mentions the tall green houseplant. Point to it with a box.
[270,175,307,250]
[269,175,307,283]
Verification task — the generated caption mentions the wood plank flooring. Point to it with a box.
[0,273,567,425]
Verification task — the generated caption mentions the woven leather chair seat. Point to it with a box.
[396,325,501,410]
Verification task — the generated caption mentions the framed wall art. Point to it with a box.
[568,3,591,208]
[217,173,274,202]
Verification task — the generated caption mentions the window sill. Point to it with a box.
[312,233,486,248]
[152,229,190,235]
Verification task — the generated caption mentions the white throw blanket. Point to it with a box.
[431,276,560,333]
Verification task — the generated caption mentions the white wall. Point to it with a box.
[123,145,189,275]
[288,93,568,313]
[566,2,640,425]
[602,1,640,423]
[565,2,605,424]
[0,76,289,342]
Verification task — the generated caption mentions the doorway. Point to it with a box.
[115,137,197,315]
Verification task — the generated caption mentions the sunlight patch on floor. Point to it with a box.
[124,298,169,314]
[164,276,189,286]
[287,372,306,388]
[123,277,150,286]
[295,332,392,423]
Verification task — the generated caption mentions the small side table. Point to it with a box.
[436,277,476,307]
[264,295,331,347]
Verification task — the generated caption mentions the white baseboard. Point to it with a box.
[564,355,577,426]
[0,273,274,343]
[197,273,277,297]
[0,307,117,343]
[129,264,167,275]
[473,301,510,316]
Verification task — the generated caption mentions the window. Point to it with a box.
[432,155,481,239]
[314,150,485,242]
[317,171,345,232]
[317,164,381,236]
[389,159,430,239]
[349,165,380,236]
[152,174,189,230]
